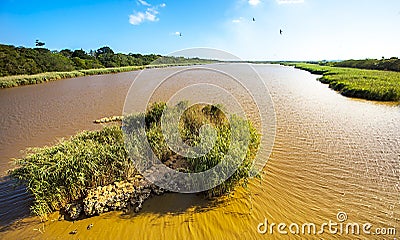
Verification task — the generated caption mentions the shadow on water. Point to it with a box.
[0,176,32,229]
[118,192,230,220]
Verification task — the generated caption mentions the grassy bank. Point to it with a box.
[10,102,260,217]
[0,63,209,89]
[288,63,400,101]
[332,58,400,72]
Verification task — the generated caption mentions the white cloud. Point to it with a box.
[277,0,304,4]
[129,12,145,25]
[129,2,166,25]
[137,0,151,6]
[232,17,244,23]
[145,9,158,21]
[248,0,261,6]
[129,9,158,25]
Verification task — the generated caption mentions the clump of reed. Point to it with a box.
[11,101,260,217]
[124,101,261,198]
[10,125,135,217]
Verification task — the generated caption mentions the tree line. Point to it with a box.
[0,44,162,77]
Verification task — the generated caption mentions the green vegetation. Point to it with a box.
[0,44,216,88]
[280,57,400,72]
[11,102,260,217]
[0,44,160,76]
[331,58,400,72]
[10,126,133,217]
[0,63,211,89]
[290,63,400,101]
[0,71,85,88]
[124,102,260,197]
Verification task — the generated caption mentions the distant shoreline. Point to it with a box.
[3,62,399,103]
[0,63,209,89]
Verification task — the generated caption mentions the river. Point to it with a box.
[0,64,399,239]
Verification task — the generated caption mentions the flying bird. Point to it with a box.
[253,17,255,22]
[280,29,283,35]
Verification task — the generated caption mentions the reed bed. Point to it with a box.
[0,71,85,88]
[10,126,134,217]
[291,63,400,101]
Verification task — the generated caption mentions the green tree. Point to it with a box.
[95,46,114,57]
[60,49,73,58]
[72,49,92,60]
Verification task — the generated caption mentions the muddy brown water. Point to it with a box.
[0,64,399,239]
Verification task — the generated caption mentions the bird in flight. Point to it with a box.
[253,17,255,22]
[280,29,283,35]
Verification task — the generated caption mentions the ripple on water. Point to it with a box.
[0,64,398,239]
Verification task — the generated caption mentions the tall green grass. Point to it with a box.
[124,102,261,197]
[10,126,134,217]
[79,66,145,75]
[291,63,400,101]
[0,71,85,88]
[11,102,260,217]
[0,63,209,89]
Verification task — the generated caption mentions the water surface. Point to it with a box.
[0,64,399,239]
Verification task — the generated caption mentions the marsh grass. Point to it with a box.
[0,63,208,89]
[0,71,85,88]
[11,102,260,217]
[124,102,261,197]
[291,63,400,101]
[10,125,134,217]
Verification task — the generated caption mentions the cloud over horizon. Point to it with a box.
[129,1,166,25]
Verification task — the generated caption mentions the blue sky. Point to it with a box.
[0,0,399,60]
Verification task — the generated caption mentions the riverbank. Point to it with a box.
[0,63,207,89]
[286,63,400,101]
